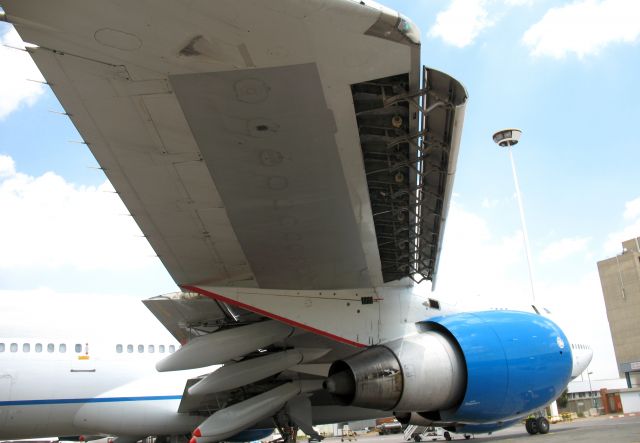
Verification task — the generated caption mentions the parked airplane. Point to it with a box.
[0,299,592,441]
[1,0,593,441]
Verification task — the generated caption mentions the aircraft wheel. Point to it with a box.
[536,417,550,434]
[525,418,539,435]
[444,431,452,441]
[464,435,471,440]
[414,435,422,442]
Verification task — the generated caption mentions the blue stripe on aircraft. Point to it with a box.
[0,395,182,406]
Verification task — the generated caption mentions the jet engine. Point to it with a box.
[325,311,573,423]
[325,330,465,412]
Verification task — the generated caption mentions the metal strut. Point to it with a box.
[384,88,451,117]
[351,66,462,283]
[273,410,299,443]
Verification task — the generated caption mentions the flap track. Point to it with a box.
[351,67,467,284]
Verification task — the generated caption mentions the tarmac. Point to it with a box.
[326,415,640,443]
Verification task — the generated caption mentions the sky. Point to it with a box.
[1,0,640,379]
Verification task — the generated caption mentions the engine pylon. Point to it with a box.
[156,321,293,372]
[193,382,302,441]
[189,348,329,395]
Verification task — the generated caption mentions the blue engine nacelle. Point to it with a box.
[325,311,572,424]
[426,311,573,422]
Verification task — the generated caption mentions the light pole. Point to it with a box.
[493,129,556,420]
[587,371,595,408]
[492,128,537,307]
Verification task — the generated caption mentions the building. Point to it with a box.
[597,237,640,387]
[566,377,628,415]
[599,387,640,414]
[565,389,601,415]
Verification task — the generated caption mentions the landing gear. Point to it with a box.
[536,417,550,434]
[443,431,452,441]
[273,411,299,443]
[525,417,549,435]
[525,418,539,435]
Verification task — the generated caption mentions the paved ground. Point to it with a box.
[469,415,640,442]
[323,415,640,443]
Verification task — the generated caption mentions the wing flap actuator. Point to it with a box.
[155,320,293,371]
[188,348,330,396]
[191,380,322,443]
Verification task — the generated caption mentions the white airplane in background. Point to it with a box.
[1,0,594,441]
[0,337,202,443]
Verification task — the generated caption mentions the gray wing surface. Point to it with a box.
[4,0,465,291]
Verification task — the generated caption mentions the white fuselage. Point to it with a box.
[0,338,205,440]
[569,340,593,379]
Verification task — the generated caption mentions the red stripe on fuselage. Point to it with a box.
[182,285,366,348]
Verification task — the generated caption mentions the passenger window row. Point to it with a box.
[115,344,176,354]
[0,342,176,354]
[0,342,84,353]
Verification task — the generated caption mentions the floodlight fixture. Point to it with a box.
[492,128,522,147]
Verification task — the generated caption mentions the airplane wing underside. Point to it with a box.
[4,0,466,291]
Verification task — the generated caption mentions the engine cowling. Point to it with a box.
[325,311,573,423]
[325,330,465,412]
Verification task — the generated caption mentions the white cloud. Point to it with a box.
[523,0,640,59]
[481,197,499,209]
[504,0,535,5]
[623,196,640,220]
[428,0,494,48]
[436,200,528,305]
[0,288,176,341]
[0,156,158,270]
[0,154,16,177]
[539,236,591,263]
[0,27,45,119]
[427,0,542,48]
[604,195,640,254]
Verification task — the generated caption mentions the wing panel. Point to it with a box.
[140,95,202,155]
[26,48,250,286]
[170,63,371,289]
[173,162,224,208]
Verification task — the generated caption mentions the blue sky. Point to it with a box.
[1,0,639,378]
